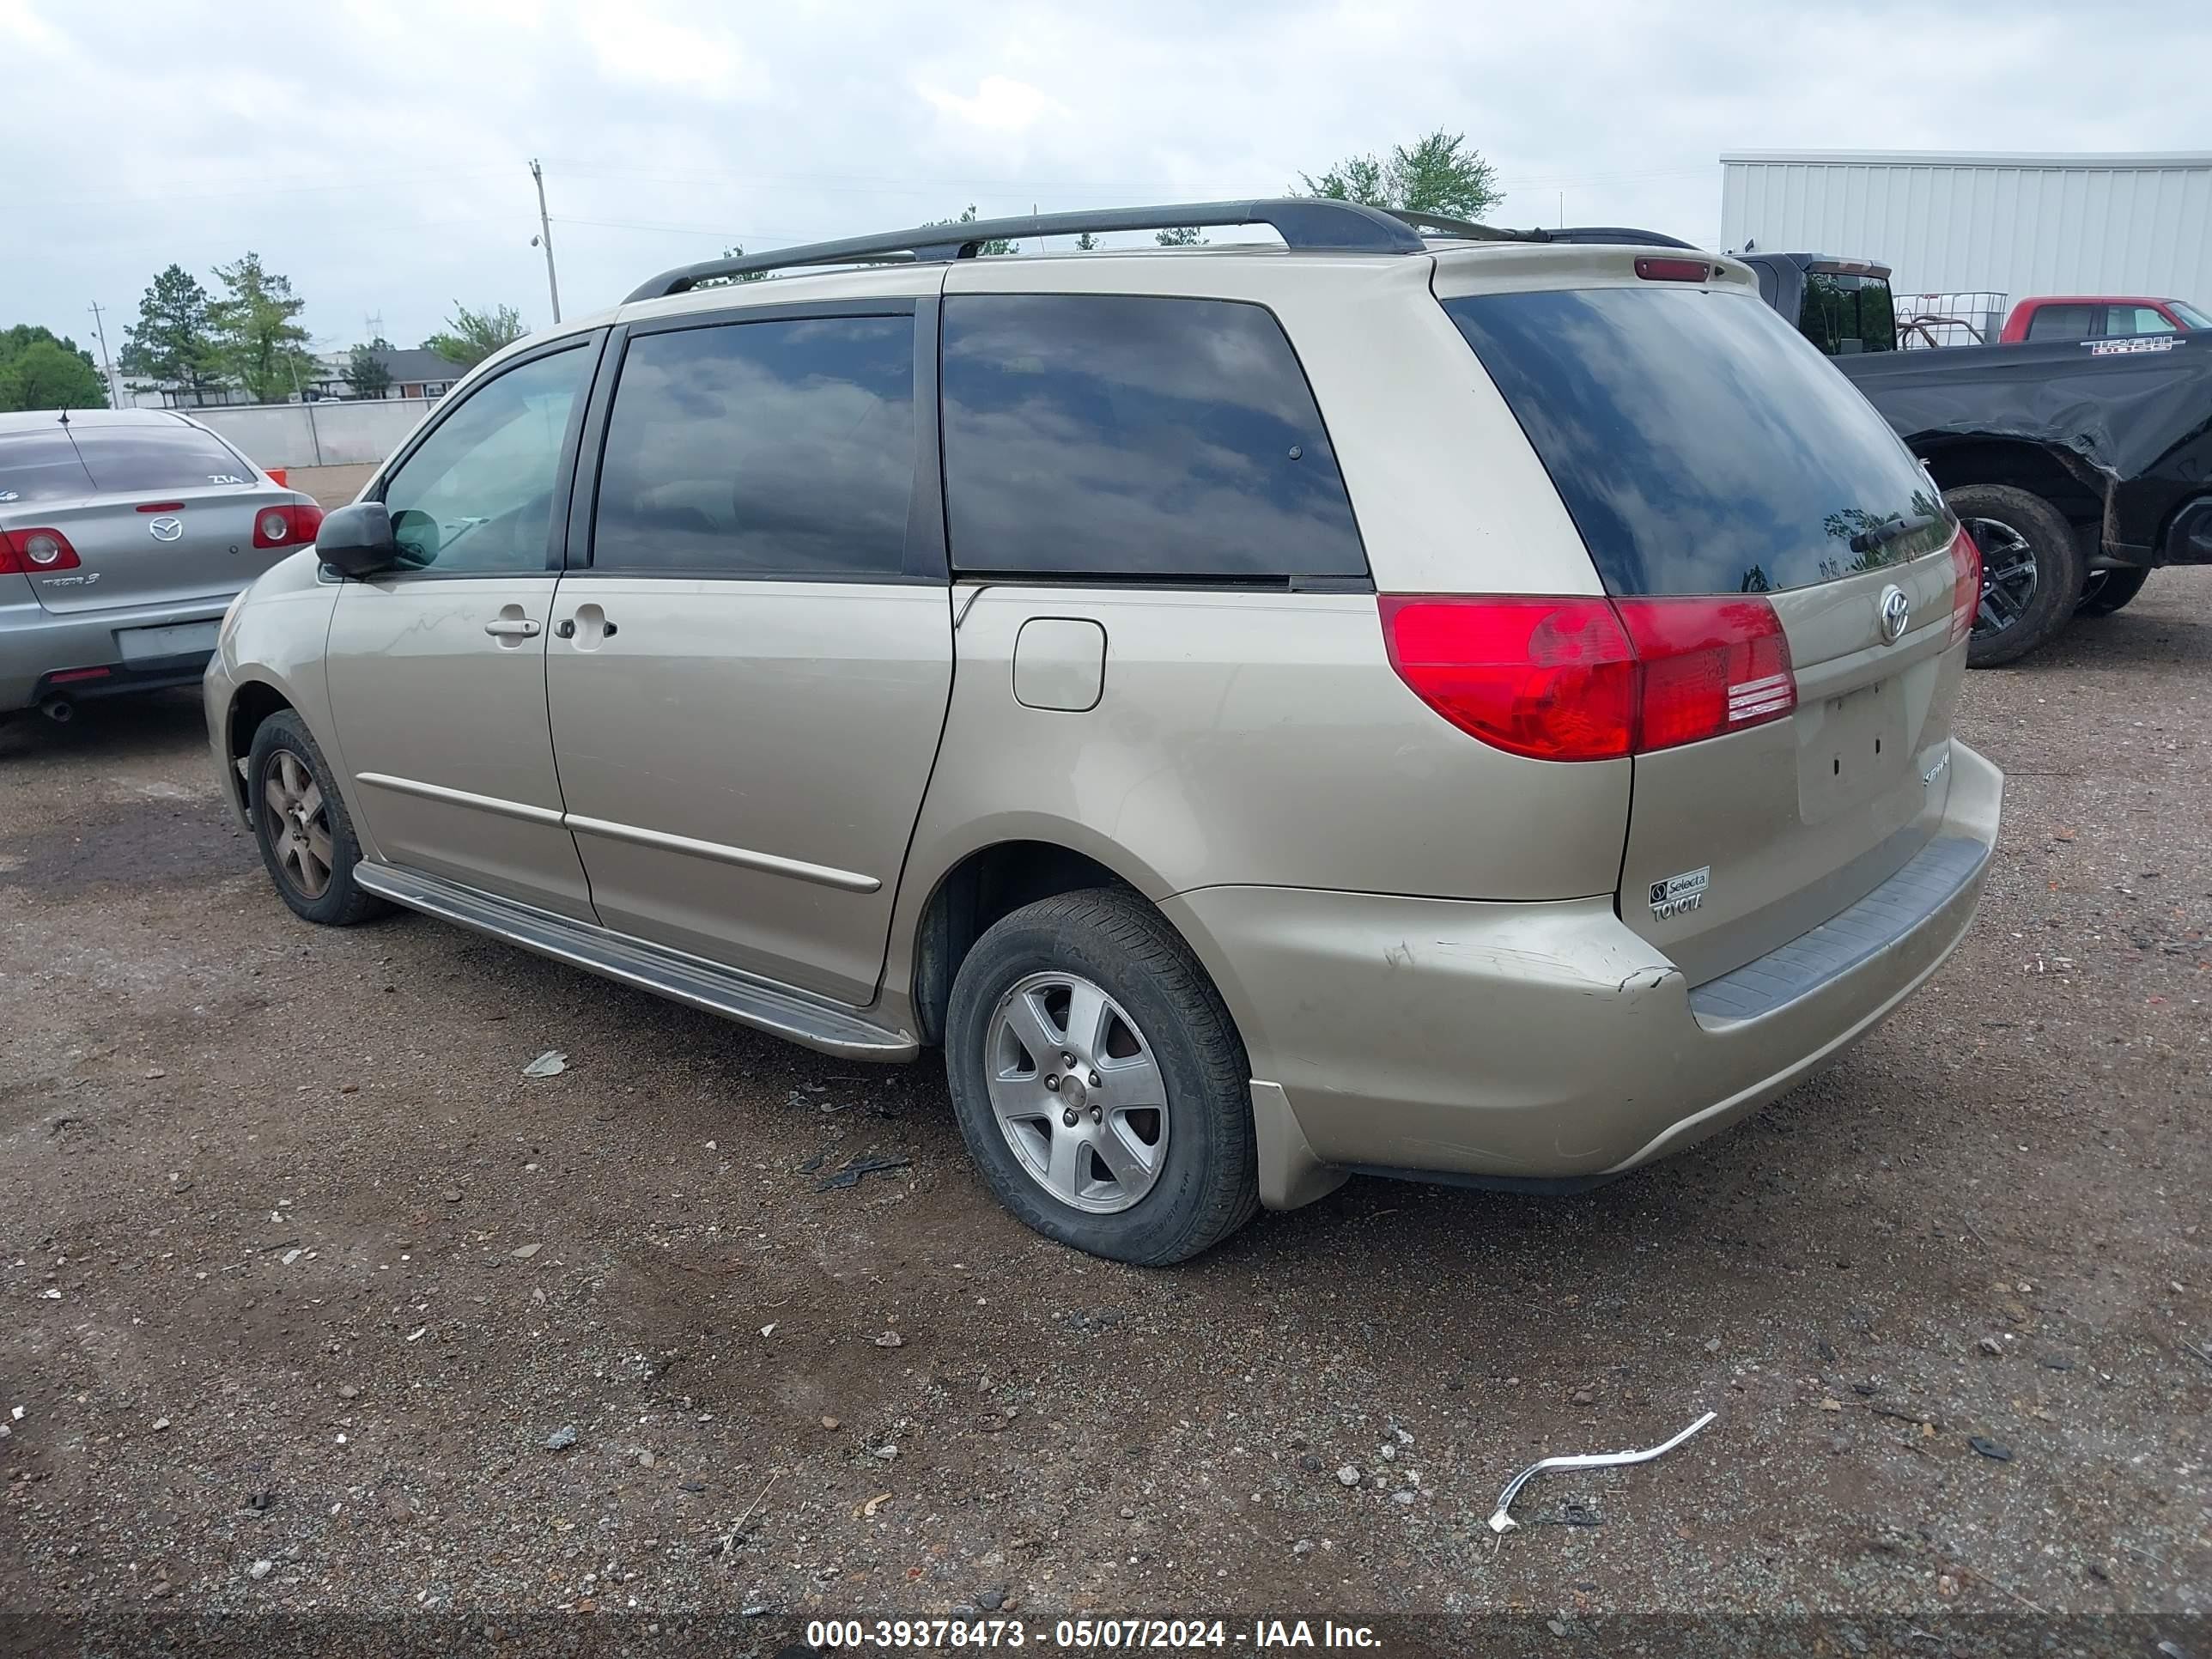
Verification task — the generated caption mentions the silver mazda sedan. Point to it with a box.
[1,407,322,723]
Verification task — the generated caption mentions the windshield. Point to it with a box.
[2169,300,2210,329]
[1442,284,1951,597]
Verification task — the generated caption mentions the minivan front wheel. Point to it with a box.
[246,710,389,927]
[945,888,1258,1264]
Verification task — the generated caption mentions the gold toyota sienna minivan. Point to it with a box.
[207,201,2002,1264]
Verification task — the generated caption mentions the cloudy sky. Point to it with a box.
[10,0,2209,363]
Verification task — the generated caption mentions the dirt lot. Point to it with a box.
[2,571,2208,1650]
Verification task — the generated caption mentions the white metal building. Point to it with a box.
[1718,149,2212,311]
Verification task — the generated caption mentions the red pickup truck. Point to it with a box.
[1999,295,2209,343]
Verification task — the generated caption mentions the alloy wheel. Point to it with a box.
[985,970,1170,1214]
[262,749,334,900]
[1963,515,2036,639]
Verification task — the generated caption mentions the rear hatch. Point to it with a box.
[1438,264,1967,986]
[0,418,301,615]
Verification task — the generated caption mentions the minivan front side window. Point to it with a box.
[378,345,592,574]
[590,315,915,579]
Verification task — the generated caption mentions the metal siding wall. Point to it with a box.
[1718,157,2212,302]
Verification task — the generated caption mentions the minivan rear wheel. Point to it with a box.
[1947,483,2083,667]
[944,888,1258,1264]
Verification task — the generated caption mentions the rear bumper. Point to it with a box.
[0,592,234,712]
[1166,741,2003,1209]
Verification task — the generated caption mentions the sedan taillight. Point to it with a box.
[252,502,326,550]
[0,526,82,574]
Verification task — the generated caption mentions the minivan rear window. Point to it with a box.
[1442,286,1950,597]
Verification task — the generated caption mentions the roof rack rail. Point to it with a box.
[1382,208,1550,244]
[624,198,1430,302]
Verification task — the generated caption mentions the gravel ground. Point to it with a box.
[1,571,2207,1650]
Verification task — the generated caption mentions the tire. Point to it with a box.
[2076,566,2152,617]
[1947,483,2084,668]
[245,709,389,927]
[944,887,1259,1265]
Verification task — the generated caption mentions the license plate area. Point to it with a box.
[116,620,221,663]
[1798,678,1907,822]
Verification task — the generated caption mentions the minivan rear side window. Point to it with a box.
[939,295,1366,581]
[592,315,915,580]
[1443,286,1948,597]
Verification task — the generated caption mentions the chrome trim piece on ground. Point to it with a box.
[355,772,567,828]
[1486,1411,1717,1535]
[350,861,916,1061]
[563,813,880,893]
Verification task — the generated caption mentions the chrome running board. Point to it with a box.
[352,862,918,1062]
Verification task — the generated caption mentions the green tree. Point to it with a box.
[0,333,108,412]
[118,264,225,404]
[1155,226,1206,246]
[695,245,769,289]
[1297,129,1502,220]
[343,338,395,398]
[930,205,1017,256]
[422,303,526,369]
[210,253,316,403]
[1074,231,1101,252]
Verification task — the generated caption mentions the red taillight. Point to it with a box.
[1615,595,1796,751]
[135,501,185,514]
[1634,256,1711,283]
[1948,527,1980,646]
[252,501,326,549]
[0,526,82,574]
[1379,592,1796,762]
[1378,596,1637,760]
[48,665,112,684]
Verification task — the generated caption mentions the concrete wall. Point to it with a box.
[192,398,435,471]
[1720,149,2212,308]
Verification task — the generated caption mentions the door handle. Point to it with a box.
[556,611,618,645]
[483,617,542,638]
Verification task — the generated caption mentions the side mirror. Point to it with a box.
[316,501,402,577]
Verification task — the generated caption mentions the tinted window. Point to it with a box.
[1797,271,1895,355]
[2025,303,2095,341]
[380,346,591,574]
[1443,286,1949,598]
[0,422,252,503]
[0,429,96,504]
[2171,301,2210,329]
[939,295,1365,580]
[592,316,915,578]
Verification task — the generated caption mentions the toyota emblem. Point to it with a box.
[1878,585,1910,644]
[148,515,185,543]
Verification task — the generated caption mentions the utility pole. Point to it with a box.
[530,158,562,325]
[86,301,124,410]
